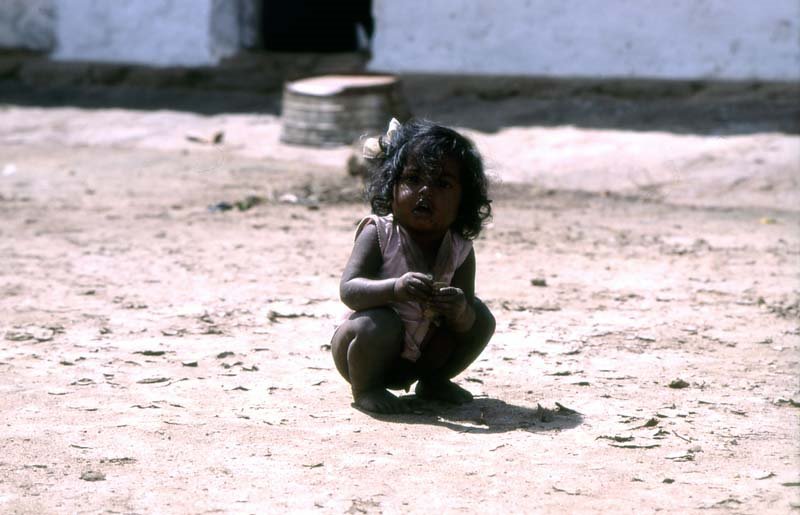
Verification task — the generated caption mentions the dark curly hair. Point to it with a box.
[366,119,492,240]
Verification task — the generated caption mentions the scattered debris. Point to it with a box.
[665,449,696,462]
[276,191,322,210]
[279,193,300,204]
[548,370,581,376]
[669,379,690,389]
[208,195,265,213]
[208,201,234,212]
[530,278,548,287]
[216,351,235,359]
[267,309,315,321]
[672,430,691,442]
[233,195,265,211]
[610,443,660,449]
[552,486,582,496]
[100,457,137,465]
[134,350,166,356]
[535,404,554,423]
[766,298,800,319]
[302,463,324,468]
[161,328,186,337]
[181,361,198,367]
[345,497,381,514]
[774,397,800,408]
[597,435,635,443]
[80,470,106,481]
[663,478,675,484]
[554,402,580,415]
[750,470,775,480]
[532,302,561,312]
[709,497,742,507]
[136,377,170,384]
[4,326,55,342]
[186,131,224,145]
[632,418,659,429]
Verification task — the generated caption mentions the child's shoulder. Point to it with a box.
[449,230,474,267]
[354,214,395,253]
[355,213,392,235]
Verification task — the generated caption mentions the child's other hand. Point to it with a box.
[428,286,468,322]
[394,272,434,302]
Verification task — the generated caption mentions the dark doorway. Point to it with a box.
[260,0,373,52]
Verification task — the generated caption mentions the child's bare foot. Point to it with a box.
[353,389,410,414]
[415,379,473,404]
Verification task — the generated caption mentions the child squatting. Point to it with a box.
[331,118,496,414]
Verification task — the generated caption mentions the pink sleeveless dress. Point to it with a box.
[353,214,473,362]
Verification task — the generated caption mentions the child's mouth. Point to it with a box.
[412,200,433,216]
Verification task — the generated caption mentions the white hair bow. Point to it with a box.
[362,118,402,159]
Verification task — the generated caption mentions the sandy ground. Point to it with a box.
[1,86,799,514]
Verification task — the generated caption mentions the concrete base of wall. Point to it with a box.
[1,50,797,135]
[0,50,369,93]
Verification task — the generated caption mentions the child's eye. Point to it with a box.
[436,179,453,189]
[403,174,421,185]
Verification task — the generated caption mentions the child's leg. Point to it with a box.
[331,308,411,414]
[415,298,495,404]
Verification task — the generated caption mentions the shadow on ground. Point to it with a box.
[0,82,284,116]
[1,51,797,135]
[359,396,583,434]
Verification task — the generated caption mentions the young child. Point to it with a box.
[331,118,496,414]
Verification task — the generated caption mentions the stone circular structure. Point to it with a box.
[280,74,410,147]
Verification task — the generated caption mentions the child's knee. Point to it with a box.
[473,298,496,338]
[351,308,403,342]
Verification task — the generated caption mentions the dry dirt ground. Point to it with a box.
[0,85,799,514]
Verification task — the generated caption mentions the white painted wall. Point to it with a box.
[2,0,797,79]
[369,0,800,80]
[0,0,55,51]
[52,0,239,66]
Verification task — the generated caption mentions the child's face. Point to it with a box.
[392,157,462,239]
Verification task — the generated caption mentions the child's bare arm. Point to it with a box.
[339,223,433,311]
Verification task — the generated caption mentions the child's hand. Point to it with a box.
[428,286,470,326]
[393,272,434,302]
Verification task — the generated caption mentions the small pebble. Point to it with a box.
[80,470,106,482]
